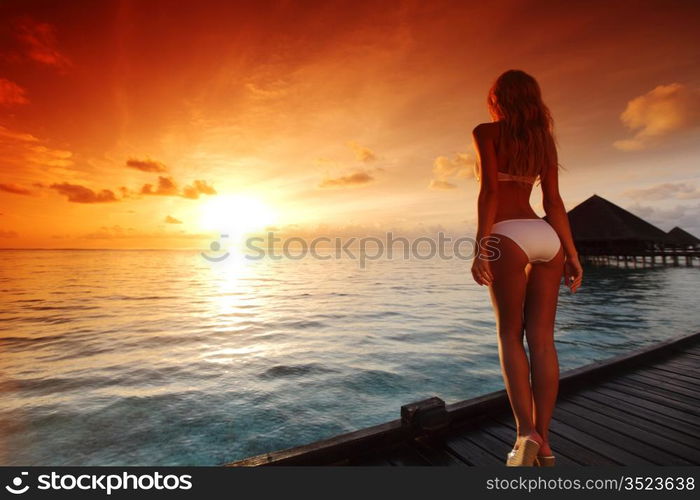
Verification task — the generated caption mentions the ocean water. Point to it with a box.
[0,249,698,465]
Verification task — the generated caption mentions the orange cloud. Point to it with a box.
[429,153,473,190]
[126,158,168,173]
[347,141,376,162]
[0,78,29,105]
[165,215,182,224]
[26,145,73,167]
[14,17,71,70]
[0,183,33,195]
[141,176,178,196]
[428,179,458,190]
[319,170,374,188]
[0,230,19,238]
[182,180,217,199]
[614,83,700,151]
[83,225,136,239]
[82,225,206,241]
[50,183,118,203]
[0,125,38,143]
[0,125,74,182]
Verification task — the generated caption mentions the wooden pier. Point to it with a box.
[227,331,700,466]
[581,251,700,268]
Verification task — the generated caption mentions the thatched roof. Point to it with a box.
[666,226,700,246]
[566,194,668,243]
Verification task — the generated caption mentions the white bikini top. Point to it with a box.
[497,171,537,184]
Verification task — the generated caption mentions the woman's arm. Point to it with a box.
[473,124,499,243]
[540,155,577,259]
[540,142,583,292]
[471,123,499,285]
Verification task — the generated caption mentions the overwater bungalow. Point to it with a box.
[666,226,700,250]
[564,194,699,266]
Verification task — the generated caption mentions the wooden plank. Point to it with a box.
[484,417,581,465]
[386,443,432,466]
[681,345,700,356]
[626,370,699,392]
[572,391,700,444]
[620,372,700,399]
[464,426,513,464]
[548,410,657,465]
[604,379,700,409]
[444,434,503,466]
[556,400,698,464]
[660,352,700,368]
[669,349,700,360]
[652,361,700,380]
[411,437,468,466]
[616,371,700,401]
[658,363,700,379]
[646,366,700,386]
[659,358,700,372]
[679,353,700,363]
[599,381,700,417]
[592,386,699,427]
[537,415,645,465]
[663,354,699,366]
[493,413,619,465]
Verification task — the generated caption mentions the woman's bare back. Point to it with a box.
[475,121,539,222]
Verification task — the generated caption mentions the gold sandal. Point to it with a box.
[506,437,540,467]
[535,455,556,467]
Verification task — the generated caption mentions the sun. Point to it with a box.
[198,194,277,239]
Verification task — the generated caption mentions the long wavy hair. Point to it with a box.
[487,70,557,179]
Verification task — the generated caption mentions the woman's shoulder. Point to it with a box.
[472,121,500,139]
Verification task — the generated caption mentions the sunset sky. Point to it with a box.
[1,0,699,248]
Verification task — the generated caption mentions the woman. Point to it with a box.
[471,70,583,467]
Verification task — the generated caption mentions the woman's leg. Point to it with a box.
[488,236,539,440]
[524,247,564,456]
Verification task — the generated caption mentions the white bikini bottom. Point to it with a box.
[491,218,561,263]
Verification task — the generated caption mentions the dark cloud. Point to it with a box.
[0,183,33,195]
[165,215,182,224]
[141,176,178,196]
[0,78,29,106]
[126,158,168,173]
[319,171,374,188]
[628,202,700,235]
[50,183,118,203]
[14,17,71,70]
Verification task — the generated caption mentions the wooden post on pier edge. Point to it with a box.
[400,397,449,435]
